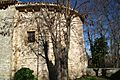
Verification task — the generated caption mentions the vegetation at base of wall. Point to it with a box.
[75,76,110,80]
[14,67,37,80]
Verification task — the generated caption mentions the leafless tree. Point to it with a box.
[28,0,72,80]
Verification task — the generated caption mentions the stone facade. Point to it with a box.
[0,3,87,80]
[0,6,16,80]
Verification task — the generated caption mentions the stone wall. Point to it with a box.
[0,6,16,80]
[68,16,87,79]
[0,4,88,80]
[86,68,120,77]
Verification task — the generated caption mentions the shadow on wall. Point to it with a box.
[110,69,120,80]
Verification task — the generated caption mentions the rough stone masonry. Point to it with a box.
[0,1,87,80]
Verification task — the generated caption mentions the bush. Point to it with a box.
[14,67,37,80]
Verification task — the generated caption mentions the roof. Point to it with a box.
[0,2,85,23]
[15,3,79,15]
[0,0,17,9]
[15,2,85,22]
[0,0,16,3]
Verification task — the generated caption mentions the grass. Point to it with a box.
[75,76,110,80]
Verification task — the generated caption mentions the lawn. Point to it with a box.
[75,76,110,80]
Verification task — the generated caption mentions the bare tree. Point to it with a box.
[82,0,120,68]
[17,0,87,79]
[31,1,72,79]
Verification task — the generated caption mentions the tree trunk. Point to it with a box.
[61,48,68,80]
[52,41,69,80]
[93,68,99,77]
[43,41,57,80]
[102,69,107,77]
[52,42,61,80]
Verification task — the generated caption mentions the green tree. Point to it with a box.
[92,37,108,76]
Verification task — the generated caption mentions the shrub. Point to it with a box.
[14,67,37,80]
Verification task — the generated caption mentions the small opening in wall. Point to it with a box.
[27,31,35,43]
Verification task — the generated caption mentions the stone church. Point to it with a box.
[0,0,87,80]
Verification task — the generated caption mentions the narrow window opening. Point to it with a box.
[27,31,35,43]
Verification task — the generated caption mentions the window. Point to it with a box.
[27,31,35,43]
